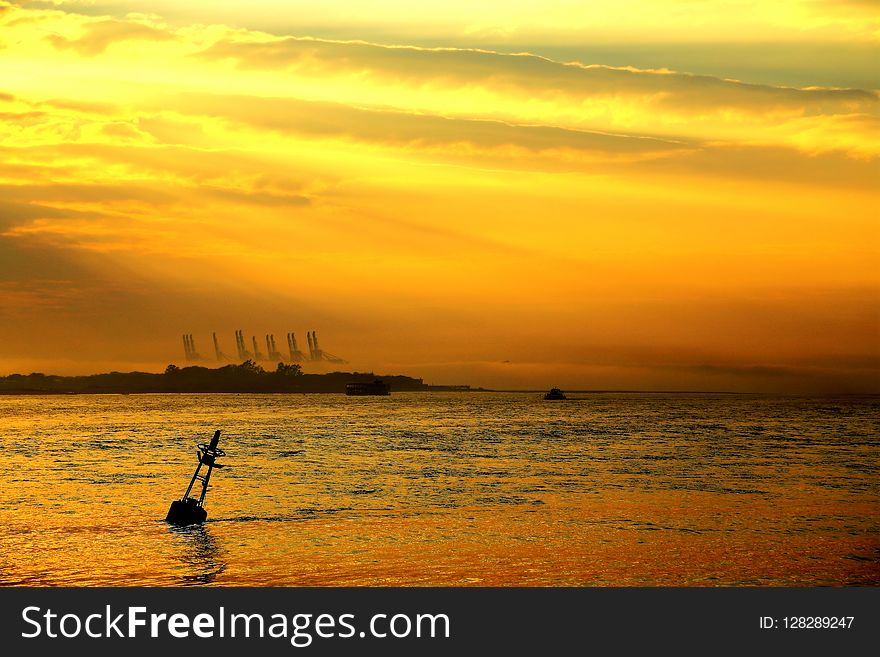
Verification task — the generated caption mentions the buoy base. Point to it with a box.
[166,498,207,526]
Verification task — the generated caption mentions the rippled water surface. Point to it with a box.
[0,392,877,586]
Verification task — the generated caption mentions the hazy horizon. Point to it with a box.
[2,352,878,394]
[1,1,877,393]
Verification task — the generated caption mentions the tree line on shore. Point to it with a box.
[0,361,432,394]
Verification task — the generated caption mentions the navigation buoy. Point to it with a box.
[165,430,226,526]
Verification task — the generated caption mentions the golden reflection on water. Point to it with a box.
[169,524,226,586]
[0,393,877,586]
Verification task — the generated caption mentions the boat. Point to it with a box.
[345,379,391,396]
[544,387,566,400]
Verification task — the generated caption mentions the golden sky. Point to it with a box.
[0,0,878,391]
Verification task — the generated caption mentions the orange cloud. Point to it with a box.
[46,18,174,55]
[0,1,876,391]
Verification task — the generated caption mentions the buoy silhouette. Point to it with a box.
[166,430,226,525]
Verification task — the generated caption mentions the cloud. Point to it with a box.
[129,92,878,188]
[136,115,205,146]
[186,35,880,159]
[635,142,880,189]
[0,2,876,389]
[0,110,46,122]
[815,0,880,13]
[200,186,311,208]
[41,97,118,114]
[197,37,880,118]
[0,241,87,283]
[99,122,147,140]
[5,7,878,160]
[0,199,104,229]
[0,182,177,206]
[0,180,311,231]
[46,18,173,55]
[0,141,244,181]
[163,91,692,160]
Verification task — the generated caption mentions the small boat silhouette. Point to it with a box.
[544,388,566,400]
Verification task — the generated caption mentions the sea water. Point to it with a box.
[0,392,877,586]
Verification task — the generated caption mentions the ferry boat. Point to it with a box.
[345,379,391,396]
[544,387,566,400]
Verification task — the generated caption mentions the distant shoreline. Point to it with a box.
[0,362,475,395]
[0,363,872,396]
